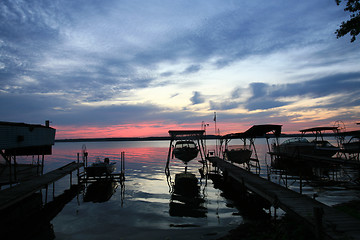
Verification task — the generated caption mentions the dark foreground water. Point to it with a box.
[7,139,360,239]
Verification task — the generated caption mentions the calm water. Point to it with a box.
[12,138,360,239]
[44,140,243,240]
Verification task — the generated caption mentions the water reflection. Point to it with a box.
[169,172,207,218]
[0,185,81,240]
[84,179,120,203]
[36,140,359,239]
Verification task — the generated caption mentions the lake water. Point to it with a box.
[45,140,243,240]
[8,138,360,239]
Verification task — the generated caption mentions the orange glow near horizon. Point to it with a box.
[53,120,359,139]
[54,122,207,139]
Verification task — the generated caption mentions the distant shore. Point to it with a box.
[55,133,340,143]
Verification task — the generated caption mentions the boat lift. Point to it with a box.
[78,146,125,184]
[219,124,282,174]
[165,130,206,176]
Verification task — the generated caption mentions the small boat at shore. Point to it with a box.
[85,157,116,177]
[173,140,199,163]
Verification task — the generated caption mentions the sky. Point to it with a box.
[1,0,360,139]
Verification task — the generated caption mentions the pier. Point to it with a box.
[0,161,82,211]
[207,156,360,240]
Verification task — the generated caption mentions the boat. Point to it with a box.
[274,127,339,158]
[224,147,252,164]
[85,157,116,177]
[221,124,282,165]
[221,132,253,164]
[341,131,360,154]
[172,140,199,163]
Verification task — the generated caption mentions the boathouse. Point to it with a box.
[0,121,56,185]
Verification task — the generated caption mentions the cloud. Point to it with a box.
[182,65,202,74]
[190,91,205,105]
[243,72,360,111]
[1,0,359,136]
[209,100,240,111]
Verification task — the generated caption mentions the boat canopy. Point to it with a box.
[338,130,360,137]
[168,130,205,140]
[221,124,282,139]
[299,127,338,133]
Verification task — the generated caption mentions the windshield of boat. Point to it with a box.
[175,141,196,148]
[282,137,309,145]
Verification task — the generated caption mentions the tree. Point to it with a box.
[335,0,360,42]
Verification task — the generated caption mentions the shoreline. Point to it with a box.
[54,133,337,143]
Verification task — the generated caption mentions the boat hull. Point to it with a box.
[225,149,252,164]
[173,141,199,163]
[173,148,199,163]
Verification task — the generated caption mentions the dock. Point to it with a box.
[207,156,360,240]
[0,162,82,211]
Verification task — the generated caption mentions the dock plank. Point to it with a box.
[207,156,360,240]
[0,162,83,211]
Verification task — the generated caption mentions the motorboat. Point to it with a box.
[85,157,116,177]
[275,138,338,157]
[224,147,252,164]
[274,127,339,158]
[173,140,199,163]
[221,124,282,166]
[342,132,360,154]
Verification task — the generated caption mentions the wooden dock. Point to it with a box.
[0,162,83,211]
[207,156,360,240]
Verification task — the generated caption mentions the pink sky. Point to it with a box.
[53,120,358,139]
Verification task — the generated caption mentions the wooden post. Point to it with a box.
[9,155,13,186]
[77,153,80,180]
[13,156,17,182]
[42,155,45,175]
[45,185,48,204]
[314,207,324,240]
[165,139,173,175]
[53,182,55,199]
[300,172,303,194]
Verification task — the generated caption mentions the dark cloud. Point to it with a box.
[0,92,205,127]
[182,64,202,74]
[190,91,205,105]
[160,71,174,77]
[209,100,240,111]
[244,72,360,111]
[276,72,360,98]
[208,72,360,112]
